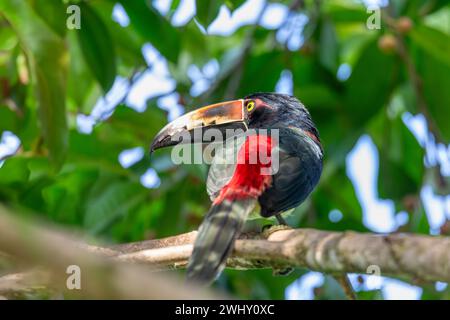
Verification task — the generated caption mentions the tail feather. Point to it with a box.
[186,198,257,284]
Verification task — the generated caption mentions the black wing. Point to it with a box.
[258,128,323,217]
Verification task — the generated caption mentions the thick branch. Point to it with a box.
[1,204,449,298]
[104,229,450,283]
[0,206,222,299]
[0,270,54,299]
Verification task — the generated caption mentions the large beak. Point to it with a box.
[150,99,247,153]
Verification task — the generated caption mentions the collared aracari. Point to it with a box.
[151,93,323,284]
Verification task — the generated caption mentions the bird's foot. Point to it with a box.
[275,213,288,225]
[261,224,294,276]
[272,267,294,277]
[261,224,292,239]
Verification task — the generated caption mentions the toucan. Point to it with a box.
[151,93,323,284]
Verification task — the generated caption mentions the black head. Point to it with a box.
[244,92,320,143]
[150,92,321,153]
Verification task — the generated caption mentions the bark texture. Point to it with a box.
[0,205,449,299]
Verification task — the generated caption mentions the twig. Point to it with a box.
[333,275,356,300]
[382,8,444,143]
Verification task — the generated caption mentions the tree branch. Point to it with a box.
[99,228,450,284]
[1,204,449,299]
[0,205,222,299]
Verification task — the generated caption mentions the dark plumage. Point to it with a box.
[151,92,323,284]
[245,92,321,144]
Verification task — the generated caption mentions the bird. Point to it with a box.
[150,93,323,285]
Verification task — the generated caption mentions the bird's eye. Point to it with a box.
[246,101,255,112]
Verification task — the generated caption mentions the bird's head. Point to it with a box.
[151,92,320,152]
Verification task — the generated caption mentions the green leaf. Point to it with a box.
[89,0,146,69]
[110,201,164,241]
[424,6,450,35]
[0,157,30,185]
[356,290,383,300]
[67,31,96,112]
[0,0,69,169]
[41,168,98,224]
[0,105,19,132]
[410,206,431,235]
[107,22,146,69]
[170,0,182,13]
[237,52,283,97]
[77,2,116,93]
[119,0,181,63]
[370,111,424,201]
[0,25,18,53]
[344,39,398,127]
[405,0,450,17]
[101,103,168,146]
[30,0,67,38]
[176,20,209,70]
[297,85,339,109]
[415,46,450,141]
[319,18,339,72]
[83,176,146,234]
[225,0,246,11]
[323,2,368,23]
[195,0,222,28]
[313,168,366,231]
[410,24,450,68]
[67,130,126,172]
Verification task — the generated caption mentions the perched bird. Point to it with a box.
[151,93,323,284]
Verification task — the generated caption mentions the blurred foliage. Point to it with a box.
[0,0,449,299]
